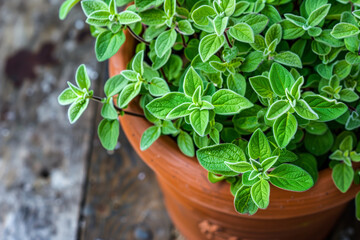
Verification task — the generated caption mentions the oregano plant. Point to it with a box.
[59,0,360,218]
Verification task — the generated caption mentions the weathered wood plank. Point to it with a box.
[0,1,100,239]
[80,100,176,240]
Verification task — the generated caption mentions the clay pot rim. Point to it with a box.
[109,32,360,220]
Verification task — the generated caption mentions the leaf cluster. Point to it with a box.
[58,0,360,216]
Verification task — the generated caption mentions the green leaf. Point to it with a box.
[269,164,314,191]
[340,135,353,152]
[294,99,319,120]
[234,186,258,215]
[190,109,209,136]
[280,20,306,40]
[146,92,191,119]
[332,163,354,193]
[149,77,169,96]
[197,143,246,176]
[265,23,282,47]
[68,99,89,124]
[293,153,318,183]
[98,119,119,150]
[76,64,91,90]
[225,161,252,173]
[58,88,78,106]
[304,95,348,122]
[86,11,111,27]
[340,89,359,103]
[267,100,291,120]
[290,76,304,100]
[221,0,236,16]
[229,23,255,43]
[307,4,331,27]
[211,89,253,115]
[118,83,141,108]
[284,14,306,27]
[331,23,360,39]
[261,156,278,171]
[161,120,178,135]
[333,60,351,80]
[227,74,246,96]
[191,5,216,26]
[251,179,270,209]
[273,51,302,68]
[118,10,142,25]
[81,0,108,17]
[177,20,195,35]
[238,14,269,35]
[164,0,176,17]
[269,63,295,96]
[249,76,273,99]
[166,102,192,119]
[273,113,298,149]
[183,67,204,97]
[101,101,118,120]
[139,9,166,26]
[59,0,81,20]
[140,126,161,150]
[305,122,328,135]
[95,31,125,62]
[121,70,138,81]
[199,33,225,62]
[304,129,334,156]
[248,129,271,161]
[213,16,228,36]
[104,74,128,97]
[67,82,83,96]
[155,29,177,58]
[177,131,195,157]
[132,50,144,75]
[240,51,263,72]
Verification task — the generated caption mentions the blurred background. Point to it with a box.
[0,1,359,240]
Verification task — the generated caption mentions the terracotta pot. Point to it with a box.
[109,34,360,240]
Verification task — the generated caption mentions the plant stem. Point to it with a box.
[224,30,233,48]
[128,27,150,46]
[113,103,146,118]
[160,68,169,82]
[92,96,105,103]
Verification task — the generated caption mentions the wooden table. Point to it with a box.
[0,1,359,239]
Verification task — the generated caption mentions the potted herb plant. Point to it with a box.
[58,0,360,239]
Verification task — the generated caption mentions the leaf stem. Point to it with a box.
[91,96,105,103]
[128,27,150,46]
[224,30,233,48]
[113,103,146,118]
[160,68,169,82]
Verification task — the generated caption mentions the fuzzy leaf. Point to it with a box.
[211,89,253,115]
[248,129,271,161]
[332,163,354,193]
[229,23,255,43]
[199,34,225,62]
[98,119,119,150]
[269,164,314,191]
[304,95,348,122]
[197,143,246,176]
[146,92,191,119]
[269,63,295,96]
[273,112,298,148]
[140,126,161,150]
[251,179,270,209]
[155,29,177,58]
[331,23,360,39]
[95,30,125,62]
